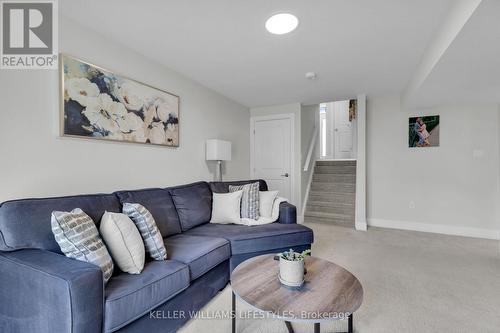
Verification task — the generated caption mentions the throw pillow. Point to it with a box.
[259,190,279,218]
[210,190,243,224]
[100,212,145,274]
[51,208,114,282]
[229,182,260,219]
[122,203,167,260]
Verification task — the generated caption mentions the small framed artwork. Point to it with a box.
[60,54,179,147]
[408,115,439,148]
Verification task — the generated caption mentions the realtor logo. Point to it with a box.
[1,0,58,69]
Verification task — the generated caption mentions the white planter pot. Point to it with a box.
[279,257,304,287]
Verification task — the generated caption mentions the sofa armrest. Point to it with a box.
[0,249,103,333]
[277,202,297,224]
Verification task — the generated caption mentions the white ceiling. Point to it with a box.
[60,0,455,107]
[411,0,500,108]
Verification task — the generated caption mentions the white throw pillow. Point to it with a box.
[100,212,145,274]
[210,190,243,224]
[259,190,279,218]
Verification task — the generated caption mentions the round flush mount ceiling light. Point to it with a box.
[265,13,299,35]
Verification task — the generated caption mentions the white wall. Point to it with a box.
[367,94,500,239]
[0,17,250,202]
[300,104,318,211]
[250,103,302,211]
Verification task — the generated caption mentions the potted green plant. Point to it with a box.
[278,249,311,287]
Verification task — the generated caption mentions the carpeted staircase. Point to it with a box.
[305,160,356,226]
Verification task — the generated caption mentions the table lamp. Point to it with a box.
[206,139,232,181]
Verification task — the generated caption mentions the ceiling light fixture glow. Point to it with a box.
[265,13,299,35]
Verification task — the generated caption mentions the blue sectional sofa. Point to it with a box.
[0,180,313,333]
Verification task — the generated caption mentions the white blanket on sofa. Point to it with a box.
[240,197,287,226]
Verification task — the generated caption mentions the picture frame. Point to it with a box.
[408,115,439,148]
[60,54,180,147]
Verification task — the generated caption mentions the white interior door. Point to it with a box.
[334,100,353,159]
[251,116,292,201]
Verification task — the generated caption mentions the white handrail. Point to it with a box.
[303,126,318,172]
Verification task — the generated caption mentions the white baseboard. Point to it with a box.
[355,220,367,231]
[367,218,500,240]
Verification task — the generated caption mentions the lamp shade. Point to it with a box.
[206,139,232,161]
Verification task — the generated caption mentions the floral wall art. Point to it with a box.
[61,54,179,146]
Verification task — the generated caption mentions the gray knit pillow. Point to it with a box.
[122,203,167,260]
[229,182,260,220]
[51,208,114,282]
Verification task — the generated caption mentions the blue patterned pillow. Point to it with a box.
[51,208,114,282]
[122,203,167,261]
[229,182,260,220]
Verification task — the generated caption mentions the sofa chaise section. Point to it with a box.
[185,222,313,271]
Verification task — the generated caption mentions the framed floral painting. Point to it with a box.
[60,54,179,147]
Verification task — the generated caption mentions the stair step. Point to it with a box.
[310,183,355,193]
[305,215,355,227]
[313,174,356,184]
[316,160,356,167]
[304,210,353,219]
[309,190,356,197]
[307,200,354,208]
[306,204,354,216]
[308,192,355,204]
[304,211,354,225]
[314,165,356,175]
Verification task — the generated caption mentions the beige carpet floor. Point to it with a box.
[179,222,500,333]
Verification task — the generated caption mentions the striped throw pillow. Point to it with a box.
[122,203,167,260]
[229,182,260,220]
[51,208,114,282]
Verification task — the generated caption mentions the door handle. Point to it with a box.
[281,173,289,177]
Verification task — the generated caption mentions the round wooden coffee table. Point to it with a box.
[231,254,363,333]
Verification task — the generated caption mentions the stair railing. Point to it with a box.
[303,126,318,172]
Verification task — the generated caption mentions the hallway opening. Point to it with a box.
[319,100,357,160]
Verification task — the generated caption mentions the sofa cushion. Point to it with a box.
[104,260,189,332]
[0,194,121,252]
[164,234,230,280]
[209,179,268,193]
[115,188,181,237]
[168,182,212,231]
[185,223,314,255]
